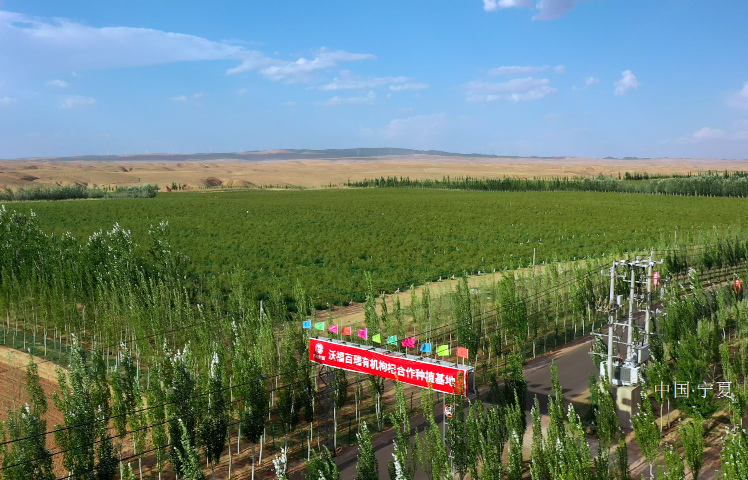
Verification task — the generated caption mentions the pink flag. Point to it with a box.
[357,328,368,339]
[401,337,416,348]
[329,324,339,334]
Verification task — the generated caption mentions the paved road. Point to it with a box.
[290,333,599,480]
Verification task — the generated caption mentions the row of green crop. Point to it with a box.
[350,173,748,197]
[16,189,748,308]
[0,183,158,201]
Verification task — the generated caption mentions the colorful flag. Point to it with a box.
[357,328,368,339]
[314,322,325,331]
[436,345,450,356]
[402,337,416,348]
[372,334,382,344]
[342,326,352,336]
[420,343,432,353]
[456,347,468,359]
[302,320,312,329]
[329,324,339,334]
[387,335,398,345]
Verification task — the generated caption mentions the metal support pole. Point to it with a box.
[627,263,636,361]
[607,263,616,382]
[645,254,653,344]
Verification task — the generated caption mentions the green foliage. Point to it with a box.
[355,422,379,480]
[614,435,631,480]
[175,419,207,480]
[631,395,660,478]
[305,446,340,480]
[199,349,229,469]
[719,427,748,480]
[17,189,748,306]
[167,348,198,478]
[0,183,158,202]
[0,356,55,480]
[661,443,685,480]
[679,416,704,480]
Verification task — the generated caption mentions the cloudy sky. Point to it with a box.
[0,0,746,159]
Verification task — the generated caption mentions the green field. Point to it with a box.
[9,189,748,306]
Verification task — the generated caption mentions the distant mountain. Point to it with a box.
[17,148,569,162]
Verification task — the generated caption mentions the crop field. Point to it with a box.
[11,188,748,307]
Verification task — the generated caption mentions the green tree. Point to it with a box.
[53,338,116,480]
[446,394,471,480]
[661,443,685,480]
[614,435,631,480]
[679,416,703,480]
[719,426,748,480]
[0,355,55,480]
[168,348,198,478]
[146,367,169,480]
[355,422,379,480]
[631,396,660,479]
[529,396,549,480]
[199,350,229,480]
[305,446,340,480]
[235,346,269,480]
[176,419,207,480]
[389,382,413,480]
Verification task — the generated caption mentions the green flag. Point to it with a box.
[372,334,382,343]
[387,335,398,345]
[314,322,325,331]
[436,345,450,356]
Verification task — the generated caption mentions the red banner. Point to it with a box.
[309,337,468,395]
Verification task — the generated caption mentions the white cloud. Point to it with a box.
[491,65,548,76]
[0,96,17,105]
[0,10,254,73]
[317,71,412,90]
[59,95,96,109]
[241,49,376,83]
[676,127,726,144]
[320,91,376,106]
[193,92,204,99]
[483,0,587,20]
[389,82,429,92]
[464,77,556,102]
[46,79,68,88]
[533,0,587,20]
[0,11,370,85]
[490,65,564,76]
[171,95,187,102]
[544,113,562,120]
[380,113,447,142]
[483,0,533,12]
[613,70,640,96]
[282,101,297,106]
[727,82,748,110]
[572,76,599,90]
[238,88,248,96]
[676,122,748,144]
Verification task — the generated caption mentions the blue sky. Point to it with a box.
[0,0,747,159]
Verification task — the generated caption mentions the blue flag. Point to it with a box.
[420,343,432,353]
[302,320,312,329]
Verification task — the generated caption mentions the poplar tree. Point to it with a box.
[305,446,340,480]
[0,355,55,480]
[631,396,660,479]
[679,416,703,480]
[54,338,112,480]
[199,350,228,480]
[236,347,269,480]
[355,422,379,480]
[168,348,198,478]
[176,420,207,480]
[719,426,748,480]
[661,443,685,480]
[146,367,169,480]
[529,396,549,480]
[614,435,631,480]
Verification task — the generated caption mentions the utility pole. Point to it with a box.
[607,262,616,382]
